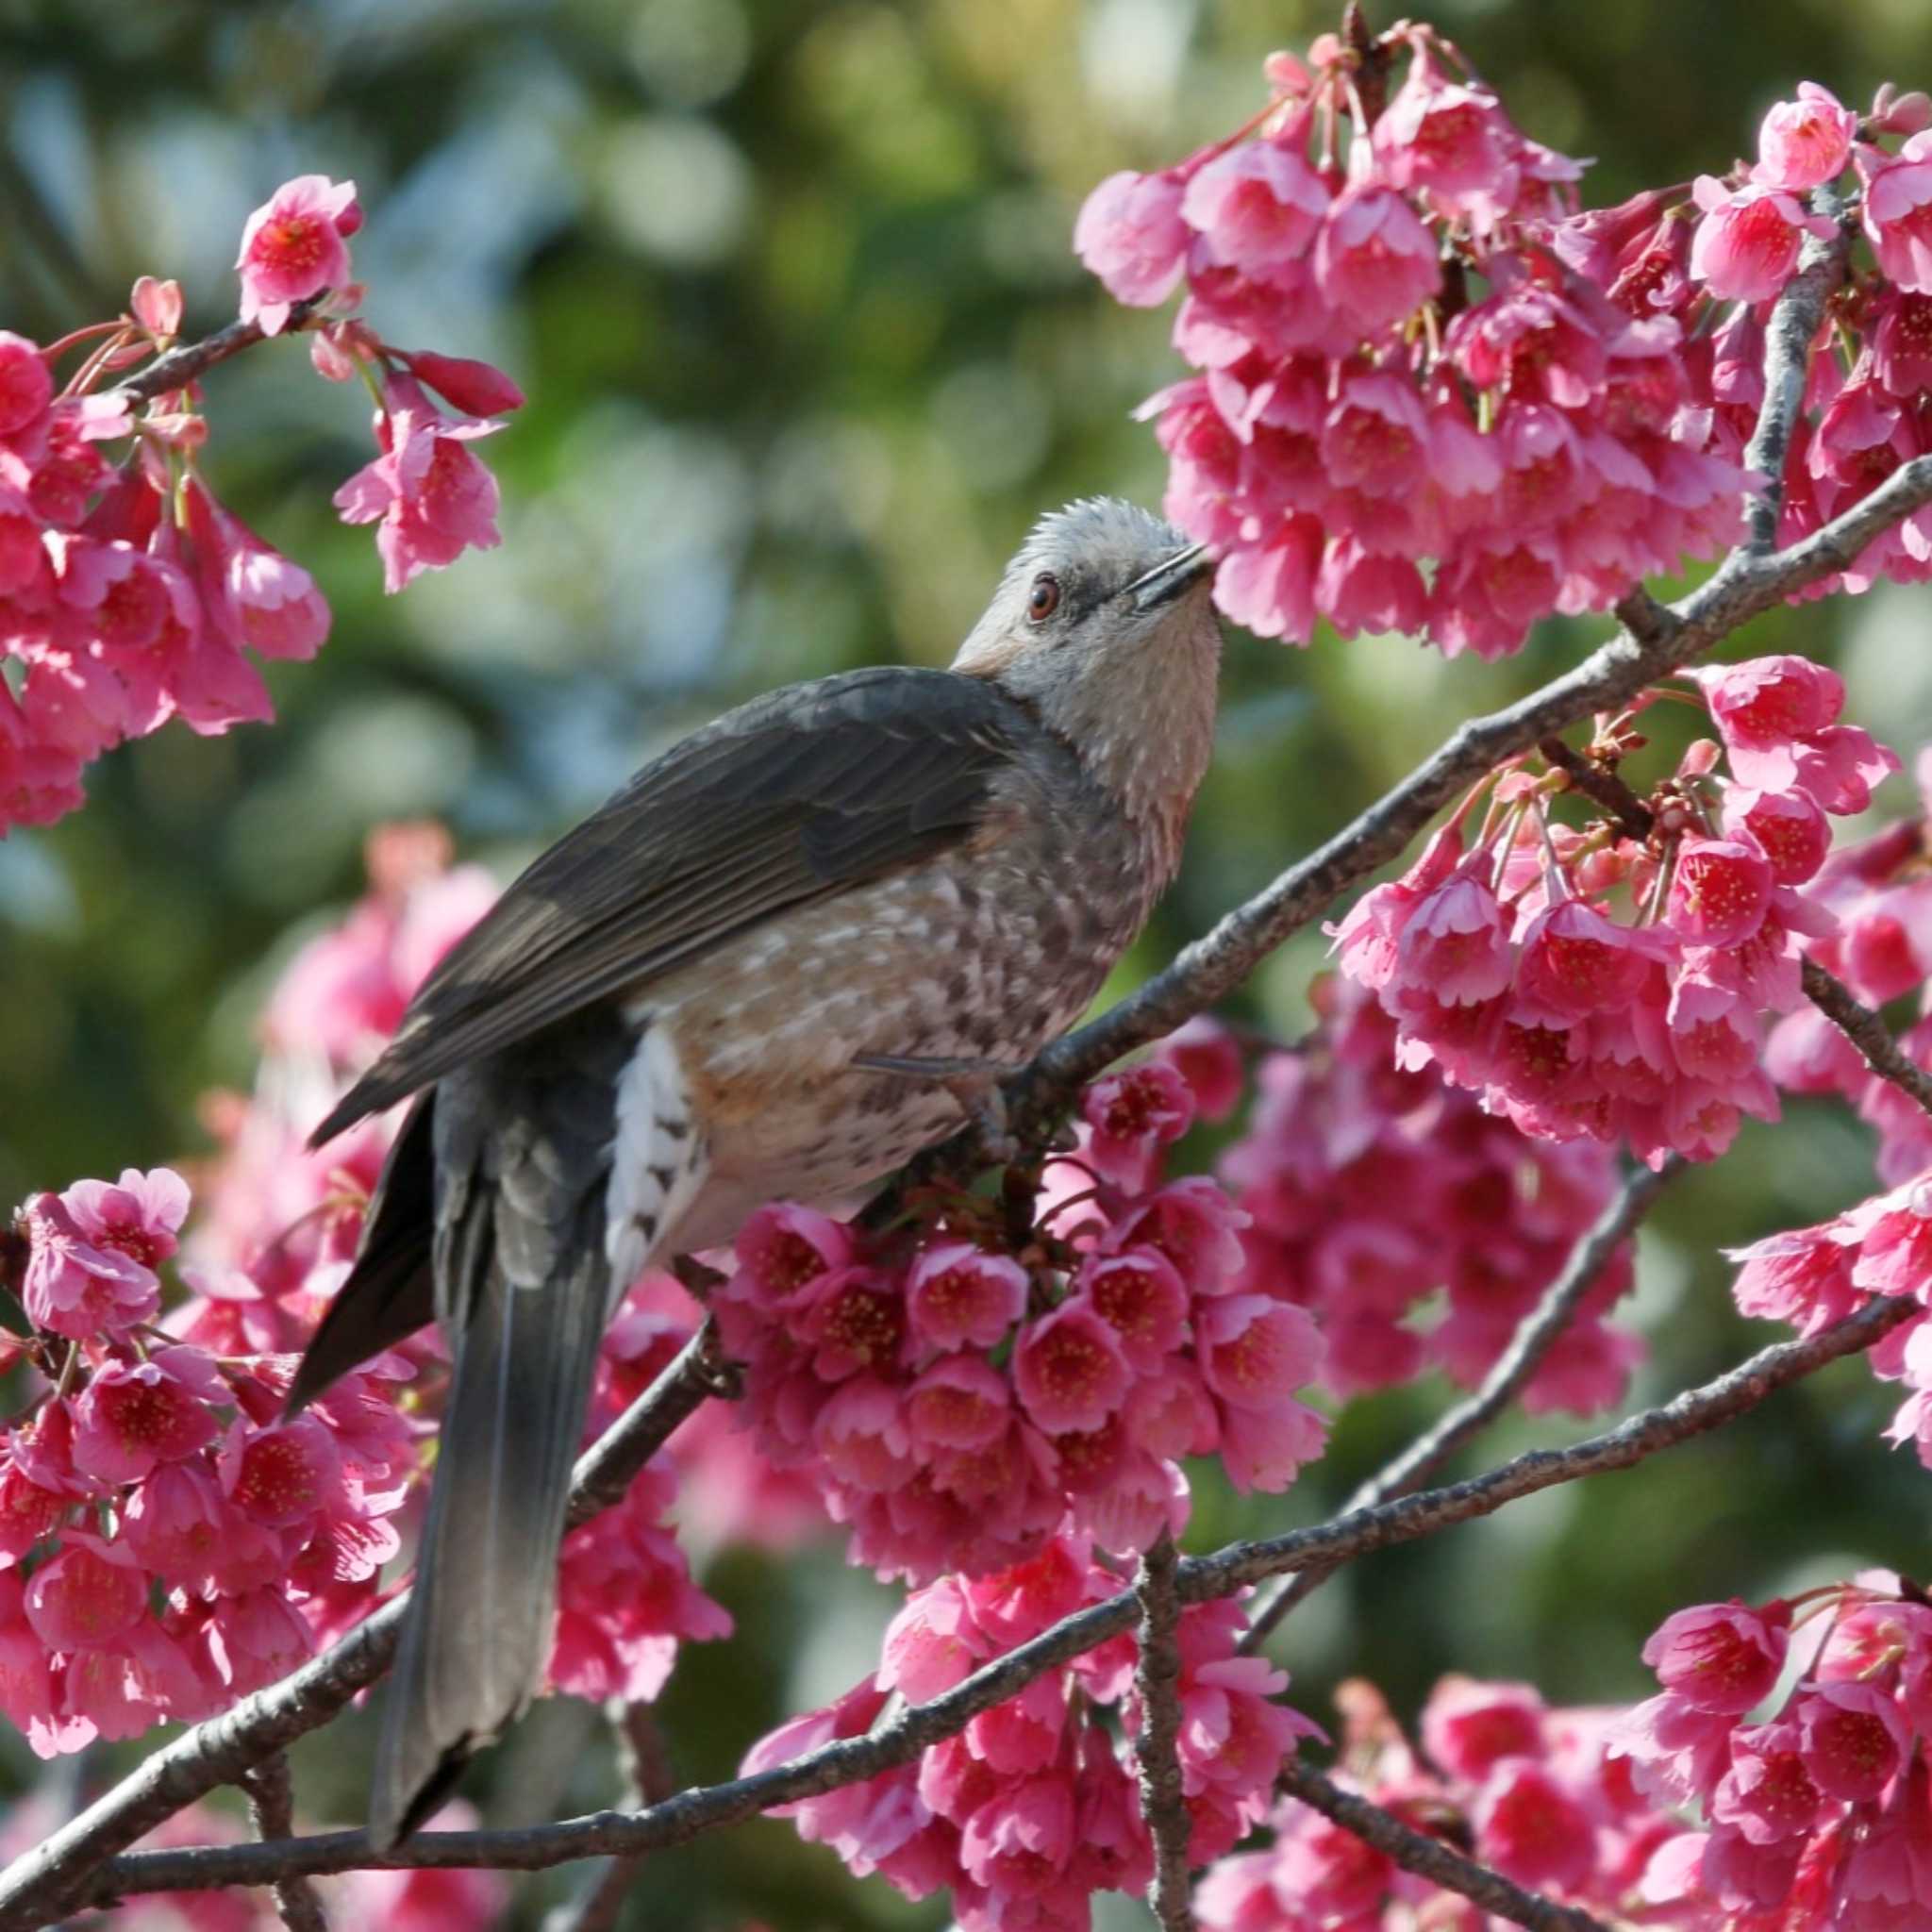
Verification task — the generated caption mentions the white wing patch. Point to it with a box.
[605,1018,708,1300]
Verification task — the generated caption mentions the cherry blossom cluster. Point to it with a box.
[1,1163,417,1757]
[1197,1676,1690,1927]
[1213,980,1641,1408]
[0,827,724,1759]
[1768,748,1932,1186]
[0,173,520,835]
[1332,654,1898,1166]
[1078,23,1932,653]
[1612,1580,1932,1924]
[710,1059,1328,1587]
[1726,1170,1932,1474]
[745,1530,1314,1932]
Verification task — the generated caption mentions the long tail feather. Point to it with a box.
[369,1217,607,1846]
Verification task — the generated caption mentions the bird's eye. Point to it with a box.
[1026,573,1061,623]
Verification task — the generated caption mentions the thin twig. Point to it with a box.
[74,1293,1911,1902]
[542,1704,677,1932]
[1536,735,1655,841]
[1274,1757,1608,1932]
[0,1321,729,1931]
[240,1754,329,1932]
[110,295,326,408]
[1801,958,1932,1120]
[1241,1157,1682,1650]
[1133,1532,1193,1931]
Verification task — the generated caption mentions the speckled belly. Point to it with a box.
[632,844,1141,1252]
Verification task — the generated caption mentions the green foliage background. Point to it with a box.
[2,0,1930,1924]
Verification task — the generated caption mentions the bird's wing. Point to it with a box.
[310,666,1024,1145]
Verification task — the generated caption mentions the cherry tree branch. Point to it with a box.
[240,1754,329,1932]
[72,1292,1911,1904]
[1133,1532,1194,1932]
[0,1322,729,1932]
[1241,1156,1682,1650]
[1801,958,1932,1118]
[1274,1757,1609,1932]
[111,296,325,408]
[542,1704,676,1932]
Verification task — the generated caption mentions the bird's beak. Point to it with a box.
[1128,541,1213,612]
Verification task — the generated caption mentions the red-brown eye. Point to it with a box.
[1027,573,1061,622]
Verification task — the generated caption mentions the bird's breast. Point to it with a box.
[627,804,1150,1231]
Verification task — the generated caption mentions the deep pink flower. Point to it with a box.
[70,1351,222,1483]
[1422,1676,1547,1781]
[1077,1248,1189,1372]
[333,374,504,592]
[1794,1680,1908,1801]
[21,1166,189,1339]
[1158,1017,1245,1123]
[1689,176,1829,302]
[812,1374,914,1492]
[1374,63,1519,212]
[1755,84,1857,191]
[1074,168,1191,307]
[1713,1719,1826,1844]
[1208,514,1322,642]
[1872,291,1932,397]
[0,332,52,436]
[958,1774,1074,1898]
[906,1242,1027,1355]
[1862,131,1932,292]
[397,349,525,418]
[219,1416,342,1529]
[1667,837,1774,947]
[235,175,359,334]
[1611,1690,1738,1807]
[727,1201,852,1310]
[1011,1302,1131,1434]
[1644,1598,1790,1713]
[1723,787,1830,885]
[1196,1293,1324,1410]
[1311,185,1441,335]
[1391,860,1515,1007]
[905,1356,1011,1453]
[1180,140,1328,274]
[205,1586,314,1696]
[1081,1062,1194,1187]
[1319,371,1428,495]
[24,1539,144,1650]
[1473,1759,1597,1890]
[1515,899,1669,1021]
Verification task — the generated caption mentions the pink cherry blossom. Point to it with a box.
[1011,1301,1131,1434]
[1755,83,1857,191]
[1074,169,1191,306]
[1689,177,1829,302]
[1861,131,1932,293]
[1180,139,1329,275]
[235,175,359,334]
[333,373,505,592]
[906,1242,1028,1355]
[1312,184,1442,334]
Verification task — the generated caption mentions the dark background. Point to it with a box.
[3,1,1930,1924]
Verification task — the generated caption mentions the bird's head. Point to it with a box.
[952,497,1222,861]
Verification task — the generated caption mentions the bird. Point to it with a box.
[287,495,1222,1847]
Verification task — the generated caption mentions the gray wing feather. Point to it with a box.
[310,666,1022,1147]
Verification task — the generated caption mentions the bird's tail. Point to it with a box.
[370,1215,608,1847]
